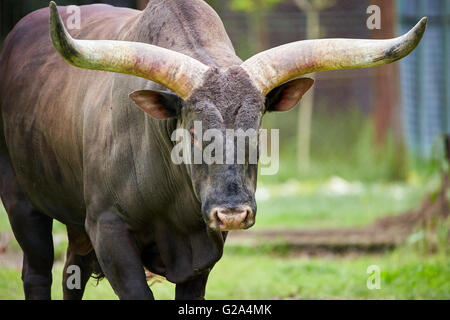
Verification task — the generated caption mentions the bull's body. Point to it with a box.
[0,1,240,297]
[0,0,426,299]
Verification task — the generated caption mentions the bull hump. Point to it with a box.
[137,0,239,67]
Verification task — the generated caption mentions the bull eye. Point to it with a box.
[189,127,195,142]
[189,127,201,149]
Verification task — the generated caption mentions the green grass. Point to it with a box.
[254,180,432,229]
[207,247,450,299]
[0,206,10,233]
[0,247,448,300]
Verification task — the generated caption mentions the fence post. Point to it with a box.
[417,0,427,157]
[444,0,450,135]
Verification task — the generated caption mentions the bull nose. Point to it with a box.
[211,205,254,231]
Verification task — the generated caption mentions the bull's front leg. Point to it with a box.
[175,271,209,300]
[85,209,153,300]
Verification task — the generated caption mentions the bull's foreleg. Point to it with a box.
[85,210,154,300]
[175,271,209,300]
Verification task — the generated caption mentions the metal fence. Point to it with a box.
[397,0,450,158]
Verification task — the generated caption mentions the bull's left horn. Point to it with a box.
[242,17,427,96]
[49,1,208,100]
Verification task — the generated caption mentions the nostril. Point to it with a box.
[244,208,253,222]
[211,208,221,226]
[210,205,254,230]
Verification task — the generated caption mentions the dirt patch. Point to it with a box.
[0,250,22,269]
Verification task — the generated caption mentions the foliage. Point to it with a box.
[228,0,284,12]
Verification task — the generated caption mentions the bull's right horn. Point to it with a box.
[242,17,427,96]
[49,1,208,100]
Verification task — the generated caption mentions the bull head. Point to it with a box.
[49,2,426,231]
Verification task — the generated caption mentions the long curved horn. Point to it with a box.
[49,1,208,100]
[242,17,427,96]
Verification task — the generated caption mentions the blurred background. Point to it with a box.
[0,0,449,299]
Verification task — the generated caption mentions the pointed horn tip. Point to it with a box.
[49,1,62,26]
[49,1,62,38]
[49,1,60,24]
[49,0,78,62]
[400,17,427,49]
[414,17,428,35]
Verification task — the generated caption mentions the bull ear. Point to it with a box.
[129,90,182,119]
[265,78,314,112]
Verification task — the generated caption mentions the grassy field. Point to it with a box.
[0,246,448,300]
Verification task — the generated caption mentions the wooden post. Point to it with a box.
[370,0,408,179]
[371,0,398,147]
[297,8,319,173]
[294,0,334,173]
